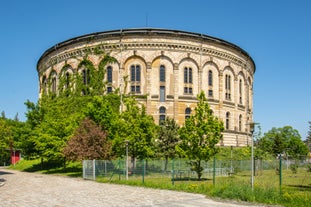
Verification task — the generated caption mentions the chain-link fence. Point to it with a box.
[83,158,311,190]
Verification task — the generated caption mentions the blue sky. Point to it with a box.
[0,0,310,139]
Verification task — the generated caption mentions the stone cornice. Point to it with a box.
[38,41,252,74]
[37,28,255,74]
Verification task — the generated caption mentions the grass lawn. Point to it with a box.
[96,167,311,207]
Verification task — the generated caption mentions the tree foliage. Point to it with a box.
[0,117,13,164]
[257,126,309,159]
[177,91,224,180]
[112,97,156,160]
[63,118,112,161]
[155,117,180,170]
[0,115,30,163]
[25,96,88,161]
[24,50,117,162]
[83,94,120,139]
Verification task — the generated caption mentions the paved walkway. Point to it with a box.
[0,168,266,207]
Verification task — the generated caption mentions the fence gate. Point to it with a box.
[83,160,96,180]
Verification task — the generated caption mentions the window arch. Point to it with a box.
[130,64,141,93]
[60,65,72,90]
[159,106,166,125]
[226,112,230,130]
[49,71,57,94]
[107,66,113,93]
[160,65,165,82]
[185,107,191,119]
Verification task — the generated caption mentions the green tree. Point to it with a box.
[63,118,112,161]
[177,91,224,180]
[258,126,309,159]
[0,115,30,164]
[155,117,180,170]
[113,97,156,161]
[83,94,120,140]
[24,51,116,163]
[25,96,88,162]
[0,118,12,164]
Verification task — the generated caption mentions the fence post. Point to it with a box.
[279,155,282,195]
[93,159,96,181]
[82,160,85,179]
[213,156,216,186]
[172,159,175,185]
[142,159,145,184]
[118,159,121,180]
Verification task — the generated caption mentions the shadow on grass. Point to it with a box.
[20,160,82,177]
[42,166,82,177]
[286,184,311,191]
[172,177,211,181]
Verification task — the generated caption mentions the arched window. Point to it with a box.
[239,79,243,104]
[65,72,70,89]
[42,75,47,94]
[130,65,141,93]
[159,106,166,125]
[239,114,242,131]
[208,70,213,97]
[51,77,57,93]
[225,75,231,100]
[160,65,165,82]
[82,69,90,85]
[184,67,193,94]
[226,112,230,130]
[184,67,192,83]
[107,66,113,93]
[208,70,213,86]
[107,66,113,83]
[185,107,191,119]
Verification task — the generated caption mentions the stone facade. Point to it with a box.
[37,28,256,146]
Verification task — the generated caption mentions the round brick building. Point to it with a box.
[37,28,255,146]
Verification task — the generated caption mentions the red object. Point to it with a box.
[11,150,21,164]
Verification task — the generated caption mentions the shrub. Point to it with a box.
[290,164,298,174]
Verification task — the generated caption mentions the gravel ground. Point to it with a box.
[0,168,267,207]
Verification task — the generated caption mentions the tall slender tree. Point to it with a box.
[112,97,156,161]
[156,117,180,170]
[177,91,224,180]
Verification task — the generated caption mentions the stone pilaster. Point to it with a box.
[173,63,179,122]
[146,62,152,114]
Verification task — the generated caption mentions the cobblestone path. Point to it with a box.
[0,168,265,207]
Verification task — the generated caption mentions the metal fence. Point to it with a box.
[83,159,235,181]
[83,158,310,185]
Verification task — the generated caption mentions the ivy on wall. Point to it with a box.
[42,46,117,98]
